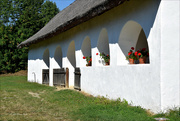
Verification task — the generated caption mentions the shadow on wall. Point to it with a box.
[54,46,63,68]
[81,36,91,58]
[118,20,150,64]
[127,0,161,40]
[135,29,150,63]
[67,41,76,68]
[96,28,110,66]
[81,36,92,66]
[28,0,161,66]
[97,28,110,55]
[43,49,50,68]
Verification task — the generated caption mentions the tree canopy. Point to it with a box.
[0,0,59,73]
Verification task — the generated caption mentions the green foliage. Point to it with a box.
[153,108,180,121]
[41,0,59,25]
[0,0,59,73]
[100,52,110,63]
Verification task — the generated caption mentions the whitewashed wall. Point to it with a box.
[160,0,180,112]
[27,0,179,113]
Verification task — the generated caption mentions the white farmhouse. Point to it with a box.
[18,0,180,113]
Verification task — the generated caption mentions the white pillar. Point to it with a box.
[49,57,54,86]
[109,43,117,66]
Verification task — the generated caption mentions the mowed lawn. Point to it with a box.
[0,76,179,121]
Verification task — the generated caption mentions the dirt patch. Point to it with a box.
[55,86,71,91]
[146,109,155,116]
[80,91,93,97]
[28,92,40,98]
[55,87,93,97]
[0,70,27,77]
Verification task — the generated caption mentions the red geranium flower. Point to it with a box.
[90,58,92,61]
[107,54,109,56]
[135,51,138,56]
[131,47,134,50]
[96,53,98,55]
[83,56,86,59]
[138,53,141,56]
[128,52,132,55]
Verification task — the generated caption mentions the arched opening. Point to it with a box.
[81,36,91,66]
[67,41,76,88]
[43,49,49,68]
[97,28,110,66]
[135,29,150,63]
[54,46,63,68]
[67,41,76,68]
[42,49,49,85]
[118,20,150,65]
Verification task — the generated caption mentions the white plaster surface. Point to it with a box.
[27,0,179,113]
[81,64,161,112]
[161,0,180,112]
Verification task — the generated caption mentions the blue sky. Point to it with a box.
[50,0,75,11]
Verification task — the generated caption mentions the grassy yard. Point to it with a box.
[0,76,179,121]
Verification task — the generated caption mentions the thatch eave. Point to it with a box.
[17,0,128,49]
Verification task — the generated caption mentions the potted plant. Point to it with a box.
[97,52,110,65]
[83,56,92,66]
[135,48,149,64]
[126,47,137,64]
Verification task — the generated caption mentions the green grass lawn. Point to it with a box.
[0,76,179,121]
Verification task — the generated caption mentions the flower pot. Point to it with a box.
[105,59,110,65]
[86,62,91,66]
[139,57,146,64]
[129,58,134,64]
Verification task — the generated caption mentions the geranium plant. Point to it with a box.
[135,48,149,58]
[83,56,92,66]
[126,47,137,60]
[134,48,149,64]
[98,52,110,63]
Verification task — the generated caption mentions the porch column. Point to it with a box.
[49,57,54,86]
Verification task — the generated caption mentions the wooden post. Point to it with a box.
[66,68,69,88]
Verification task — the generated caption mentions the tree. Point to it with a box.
[0,0,59,73]
[41,0,59,25]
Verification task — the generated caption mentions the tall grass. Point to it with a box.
[0,76,179,120]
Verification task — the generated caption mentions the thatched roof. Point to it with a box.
[18,0,127,48]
